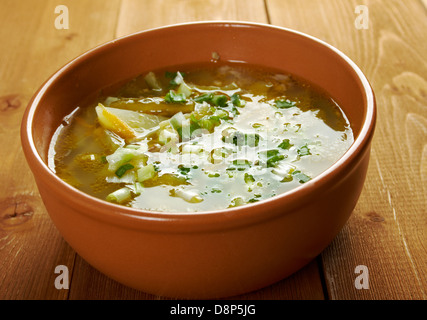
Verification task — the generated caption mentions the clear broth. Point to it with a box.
[49,63,354,212]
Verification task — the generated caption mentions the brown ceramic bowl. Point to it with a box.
[21,21,376,299]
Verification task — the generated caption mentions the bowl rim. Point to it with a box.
[21,20,376,229]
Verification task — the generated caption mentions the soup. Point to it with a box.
[48,63,353,213]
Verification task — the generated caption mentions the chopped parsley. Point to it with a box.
[278,139,293,150]
[231,93,245,107]
[259,149,285,168]
[165,90,187,104]
[292,170,311,183]
[297,144,311,157]
[115,163,134,178]
[223,131,260,147]
[275,99,296,109]
[227,159,252,171]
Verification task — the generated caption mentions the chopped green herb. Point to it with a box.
[115,163,134,178]
[229,105,240,117]
[214,109,229,120]
[292,170,311,183]
[198,117,219,131]
[275,99,296,109]
[278,139,293,150]
[208,172,220,178]
[267,155,285,168]
[194,92,228,107]
[169,112,202,141]
[227,159,252,171]
[165,71,185,88]
[231,93,245,107]
[194,92,214,103]
[189,114,201,129]
[165,90,187,104]
[244,173,256,191]
[244,173,255,184]
[178,166,191,175]
[223,131,260,147]
[211,94,228,107]
[259,149,285,168]
[152,161,161,171]
[297,144,311,157]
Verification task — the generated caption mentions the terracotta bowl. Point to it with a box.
[21,21,376,299]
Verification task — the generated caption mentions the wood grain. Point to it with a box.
[0,0,121,299]
[268,0,427,299]
[68,255,325,300]
[116,0,268,37]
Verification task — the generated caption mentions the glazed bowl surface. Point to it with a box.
[21,21,376,299]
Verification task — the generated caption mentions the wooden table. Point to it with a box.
[1,0,426,300]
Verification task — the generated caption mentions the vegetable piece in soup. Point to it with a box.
[49,63,354,212]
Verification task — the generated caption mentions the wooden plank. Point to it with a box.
[232,259,325,300]
[69,255,324,300]
[0,0,121,299]
[267,0,427,299]
[116,0,268,37]
[68,255,155,300]
[67,0,327,300]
